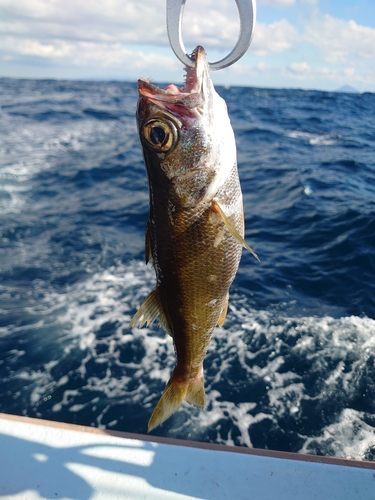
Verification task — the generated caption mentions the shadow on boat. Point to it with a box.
[0,427,213,498]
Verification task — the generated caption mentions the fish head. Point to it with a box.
[136,46,236,207]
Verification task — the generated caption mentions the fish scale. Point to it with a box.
[167,165,244,363]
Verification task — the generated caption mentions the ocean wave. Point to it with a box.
[1,260,374,458]
[286,130,340,146]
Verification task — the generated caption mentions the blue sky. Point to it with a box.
[1,0,374,91]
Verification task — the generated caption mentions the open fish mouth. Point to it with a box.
[138,46,208,106]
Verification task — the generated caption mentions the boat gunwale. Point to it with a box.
[1,411,374,471]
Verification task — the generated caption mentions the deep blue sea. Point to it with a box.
[1,78,375,460]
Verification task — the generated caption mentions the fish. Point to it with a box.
[130,46,258,432]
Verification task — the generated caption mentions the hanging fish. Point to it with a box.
[130,46,259,432]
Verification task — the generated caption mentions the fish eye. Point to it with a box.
[142,119,178,152]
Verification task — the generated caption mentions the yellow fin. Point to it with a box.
[129,288,172,336]
[148,367,205,432]
[212,198,260,262]
[185,368,205,407]
[217,295,229,327]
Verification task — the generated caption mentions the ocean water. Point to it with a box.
[1,77,375,460]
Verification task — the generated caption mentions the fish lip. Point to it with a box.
[138,46,208,105]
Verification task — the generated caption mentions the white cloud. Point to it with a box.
[0,0,253,49]
[284,61,336,80]
[251,19,298,55]
[248,13,375,62]
[282,60,375,88]
[1,0,375,90]
[70,44,178,72]
[178,10,240,49]
[258,0,295,6]
[0,0,167,45]
[304,14,375,63]
[2,37,72,58]
[0,0,252,72]
[287,62,311,75]
[2,1,374,64]
[0,34,178,73]
[230,57,375,90]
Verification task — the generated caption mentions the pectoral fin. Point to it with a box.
[212,198,260,262]
[129,287,172,336]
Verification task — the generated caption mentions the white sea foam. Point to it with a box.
[11,260,375,459]
[286,130,339,146]
[301,408,375,460]
[0,119,125,214]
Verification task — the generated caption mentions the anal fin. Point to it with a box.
[211,198,260,262]
[129,287,172,336]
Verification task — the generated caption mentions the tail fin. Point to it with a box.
[148,366,205,432]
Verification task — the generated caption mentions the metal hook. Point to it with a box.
[166,0,256,71]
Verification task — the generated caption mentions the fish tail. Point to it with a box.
[148,366,205,432]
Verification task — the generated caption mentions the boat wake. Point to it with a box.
[3,260,374,459]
